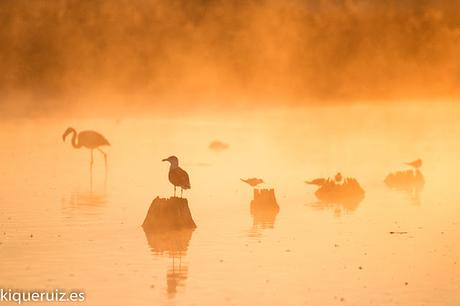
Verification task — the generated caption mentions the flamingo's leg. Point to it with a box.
[97,148,108,174]
[90,149,94,191]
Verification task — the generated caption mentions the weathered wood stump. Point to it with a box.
[384,169,424,191]
[250,189,279,227]
[251,189,279,208]
[142,197,197,231]
[315,178,365,204]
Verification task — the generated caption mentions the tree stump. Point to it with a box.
[315,178,365,204]
[251,189,279,208]
[250,189,280,227]
[384,169,424,191]
[142,197,197,231]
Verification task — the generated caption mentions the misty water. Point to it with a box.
[0,103,459,305]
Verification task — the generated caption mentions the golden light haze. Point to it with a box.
[1,0,460,116]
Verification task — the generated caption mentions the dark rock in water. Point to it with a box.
[142,197,197,231]
[250,189,280,228]
[384,169,424,191]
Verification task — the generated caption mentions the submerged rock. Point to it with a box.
[142,197,197,231]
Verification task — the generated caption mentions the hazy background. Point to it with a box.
[1,0,460,116]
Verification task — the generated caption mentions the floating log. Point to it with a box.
[142,197,197,231]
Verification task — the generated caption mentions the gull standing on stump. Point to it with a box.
[162,156,191,198]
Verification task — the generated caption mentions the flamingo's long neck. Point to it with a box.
[70,130,81,148]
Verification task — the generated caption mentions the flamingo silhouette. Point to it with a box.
[62,127,110,174]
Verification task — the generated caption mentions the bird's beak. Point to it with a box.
[162,158,168,162]
[62,135,66,142]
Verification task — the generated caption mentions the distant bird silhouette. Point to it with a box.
[405,159,422,169]
[241,178,264,187]
[162,156,191,198]
[62,127,110,172]
[305,178,327,186]
[209,140,229,152]
[335,172,343,182]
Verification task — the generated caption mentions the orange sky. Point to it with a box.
[1,0,460,116]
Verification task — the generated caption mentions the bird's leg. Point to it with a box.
[174,186,176,197]
[180,188,183,198]
[97,148,108,175]
[90,149,94,191]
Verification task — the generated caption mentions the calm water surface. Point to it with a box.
[0,103,459,305]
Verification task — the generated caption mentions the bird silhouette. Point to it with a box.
[240,178,264,187]
[335,172,343,182]
[405,159,422,169]
[305,178,327,186]
[162,156,191,198]
[62,127,110,176]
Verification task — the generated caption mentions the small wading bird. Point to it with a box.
[62,127,110,172]
[305,178,327,186]
[162,156,191,198]
[240,178,264,187]
[335,172,343,183]
[405,158,422,169]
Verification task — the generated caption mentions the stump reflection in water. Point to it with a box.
[144,228,194,298]
[385,169,424,205]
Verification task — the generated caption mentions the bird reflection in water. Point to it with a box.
[144,228,194,298]
[248,189,279,237]
[306,174,365,217]
[61,192,107,218]
[385,159,424,205]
